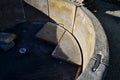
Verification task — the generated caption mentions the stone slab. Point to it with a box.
[48,0,76,32]
[36,22,65,44]
[73,7,95,71]
[77,59,106,80]
[52,31,82,66]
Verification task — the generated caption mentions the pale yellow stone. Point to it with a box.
[52,31,82,66]
[73,7,95,71]
[36,22,65,44]
[76,0,84,3]
[24,0,48,15]
[48,0,76,32]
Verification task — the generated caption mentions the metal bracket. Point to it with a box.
[92,52,102,72]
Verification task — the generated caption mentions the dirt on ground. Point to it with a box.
[88,0,120,80]
[0,22,78,80]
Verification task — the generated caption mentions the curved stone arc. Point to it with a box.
[24,0,94,69]
[36,21,83,66]
[73,7,96,71]
[52,31,83,66]
[48,0,76,32]
[24,0,109,79]
[81,7,109,66]
[24,0,96,70]
[36,22,66,44]
[77,6,109,80]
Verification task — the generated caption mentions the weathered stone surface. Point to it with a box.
[36,22,65,44]
[52,31,82,66]
[76,0,84,3]
[77,59,106,80]
[63,0,84,4]
[24,0,48,15]
[48,0,76,32]
[81,6,109,66]
[73,7,95,71]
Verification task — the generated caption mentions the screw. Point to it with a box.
[19,48,27,54]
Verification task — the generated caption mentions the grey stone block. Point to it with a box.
[36,22,65,44]
[52,31,82,66]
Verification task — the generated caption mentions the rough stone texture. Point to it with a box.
[48,0,76,32]
[52,31,82,66]
[24,0,48,15]
[63,0,84,4]
[77,6,109,80]
[36,22,65,44]
[81,6,109,66]
[0,0,110,80]
[73,7,95,71]
[88,0,119,79]
[77,59,106,80]
[0,0,25,29]
[76,0,84,3]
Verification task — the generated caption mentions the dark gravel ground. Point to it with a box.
[88,0,120,80]
[0,0,25,29]
[0,1,78,80]
[0,22,78,80]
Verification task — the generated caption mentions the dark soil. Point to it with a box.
[88,0,120,80]
[0,22,78,80]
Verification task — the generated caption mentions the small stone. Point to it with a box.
[0,33,16,44]
[36,22,65,44]
[52,31,82,66]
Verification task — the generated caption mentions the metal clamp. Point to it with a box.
[92,52,102,72]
